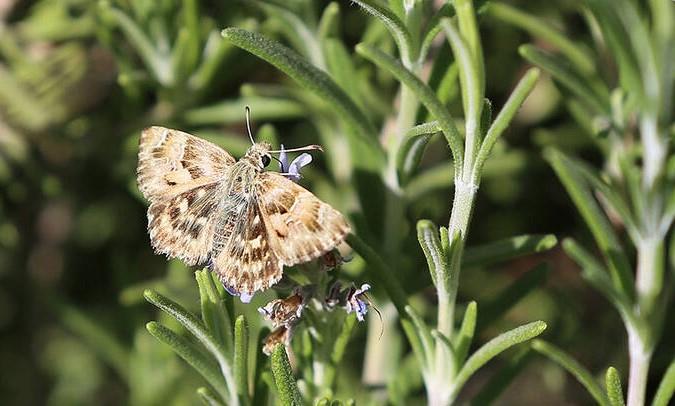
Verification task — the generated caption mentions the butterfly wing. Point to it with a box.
[209,172,283,296]
[256,172,351,266]
[137,126,236,200]
[146,182,223,265]
[137,127,235,265]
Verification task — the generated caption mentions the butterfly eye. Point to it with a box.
[261,155,271,167]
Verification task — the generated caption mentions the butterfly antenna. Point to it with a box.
[245,105,255,145]
[268,144,324,153]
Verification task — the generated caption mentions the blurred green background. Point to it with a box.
[0,0,672,405]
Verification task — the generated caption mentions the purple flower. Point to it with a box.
[279,144,312,182]
[345,284,371,322]
[222,282,254,304]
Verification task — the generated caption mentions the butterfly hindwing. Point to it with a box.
[210,195,283,295]
[147,181,222,265]
[256,172,351,266]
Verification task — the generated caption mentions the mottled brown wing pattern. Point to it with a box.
[210,195,283,296]
[147,182,221,265]
[137,126,235,200]
[256,172,351,266]
[138,126,235,265]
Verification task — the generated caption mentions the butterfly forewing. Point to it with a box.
[257,172,351,266]
[137,126,235,200]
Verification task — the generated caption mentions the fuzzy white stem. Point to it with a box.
[626,325,652,406]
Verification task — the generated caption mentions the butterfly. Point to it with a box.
[136,122,351,300]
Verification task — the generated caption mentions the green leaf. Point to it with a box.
[567,156,639,242]
[652,357,675,406]
[453,301,477,365]
[453,0,485,116]
[351,0,414,63]
[146,322,229,402]
[419,3,455,63]
[183,97,305,125]
[532,339,610,406]
[196,270,233,354]
[405,305,434,370]
[270,345,303,406]
[98,2,172,85]
[397,122,441,184]
[221,28,383,168]
[487,3,595,75]
[431,329,458,375]
[355,43,464,168]
[545,148,634,300]
[323,38,364,111]
[441,18,482,164]
[234,316,250,404]
[197,386,226,406]
[519,45,609,115]
[417,220,447,288]
[562,239,634,323]
[317,2,340,39]
[331,313,356,365]
[462,234,558,268]
[144,289,238,405]
[449,321,547,401]
[190,30,238,93]
[605,367,625,406]
[345,233,408,317]
[585,0,643,101]
[252,328,271,406]
[474,68,540,180]
[477,263,550,331]
[255,1,325,68]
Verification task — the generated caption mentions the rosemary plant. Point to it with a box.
[492,0,674,405]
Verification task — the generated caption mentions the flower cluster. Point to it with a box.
[258,251,372,355]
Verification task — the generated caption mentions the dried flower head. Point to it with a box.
[262,325,293,356]
[258,291,305,328]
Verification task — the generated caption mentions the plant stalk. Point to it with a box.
[635,236,664,316]
[626,324,653,406]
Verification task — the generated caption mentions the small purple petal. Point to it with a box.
[279,144,289,172]
[223,283,239,297]
[288,153,312,176]
[221,280,254,303]
[277,145,312,182]
[345,283,371,322]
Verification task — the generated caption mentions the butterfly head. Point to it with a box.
[243,142,273,170]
